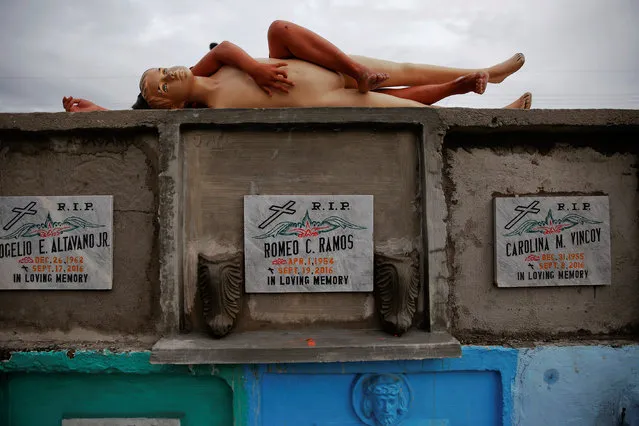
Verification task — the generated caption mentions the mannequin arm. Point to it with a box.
[62,96,108,112]
[191,41,294,95]
[190,41,257,76]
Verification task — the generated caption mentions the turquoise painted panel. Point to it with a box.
[513,345,639,426]
[0,351,206,374]
[4,373,233,426]
[1,373,8,425]
[0,351,249,426]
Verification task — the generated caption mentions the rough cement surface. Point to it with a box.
[157,123,181,334]
[0,131,160,335]
[182,129,421,331]
[0,330,159,355]
[445,132,638,337]
[436,108,639,130]
[423,125,450,331]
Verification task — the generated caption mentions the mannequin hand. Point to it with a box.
[249,62,295,96]
[62,96,103,112]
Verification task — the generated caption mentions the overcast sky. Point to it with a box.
[1,0,637,112]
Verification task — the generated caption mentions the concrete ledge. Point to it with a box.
[150,329,461,364]
[0,331,159,353]
[1,108,638,132]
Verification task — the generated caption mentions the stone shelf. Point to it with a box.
[150,329,461,364]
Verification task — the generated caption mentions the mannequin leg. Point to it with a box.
[266,20,524,90]
[267,20,388,92]
[503,92,532,109]
[376,72,488,105]
[318,88,531,109]
[318,89,426,107]
[346,53,525,88]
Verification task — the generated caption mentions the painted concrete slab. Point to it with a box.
[0,196,113,290]
[494,195,610,287]
[244,195,373,293]
[63,420,180,426]
[513,345,639,426]
[260,369,494,425]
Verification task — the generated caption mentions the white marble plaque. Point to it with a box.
[0,196,113,290]
[494,196,610,287]
[244,195,373,293]
[63,419,179,426]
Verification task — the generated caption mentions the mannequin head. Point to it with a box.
[140,66,195,109]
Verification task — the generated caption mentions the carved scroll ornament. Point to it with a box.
[197,253,243,338]
[374,251,420,336]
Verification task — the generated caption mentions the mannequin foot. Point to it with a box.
[487,53,525,83]
[503,92,532,109]
[357,70,390,93]
[452,72,488,95]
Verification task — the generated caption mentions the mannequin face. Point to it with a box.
[140,66,194,109]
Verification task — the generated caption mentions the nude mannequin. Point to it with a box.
[63,20,530,112]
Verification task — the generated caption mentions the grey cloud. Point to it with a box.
[0,0,637,111]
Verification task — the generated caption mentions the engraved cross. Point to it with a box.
[258,200,296,229]
[3,201,38,231]
[505,200,540,230]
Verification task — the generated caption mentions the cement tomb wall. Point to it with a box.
[0,129,160,337]
[0,108,636,346]
[444,130,638,338]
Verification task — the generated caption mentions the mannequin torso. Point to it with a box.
[205,59,348,108]
[201,58,423,108]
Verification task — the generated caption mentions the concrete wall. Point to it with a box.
[445,130,639,338]
[2,108,636,343]
[1,109,638,425]
[0,129,160,338]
